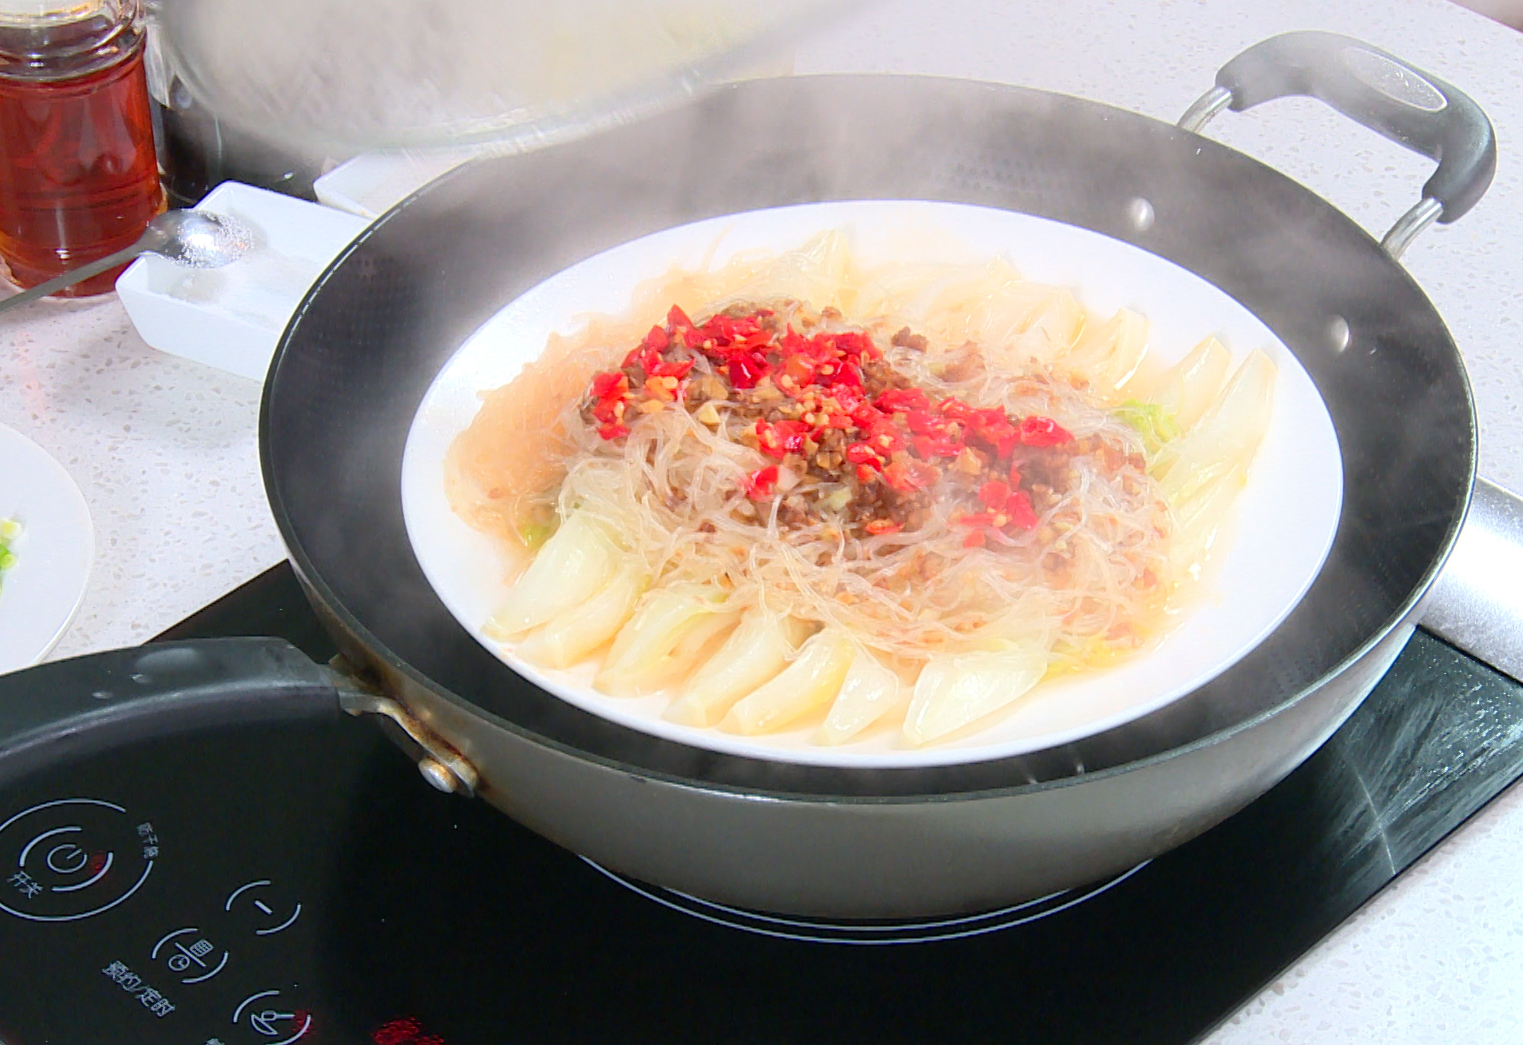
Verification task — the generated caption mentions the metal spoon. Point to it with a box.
[0,210,254,316]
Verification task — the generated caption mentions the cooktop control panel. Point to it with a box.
[0,720,368,1045]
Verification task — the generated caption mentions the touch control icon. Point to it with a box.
[152,926,229,984]
[232,990,311,1044]
[225,880,301,936]
[0,799,154,922]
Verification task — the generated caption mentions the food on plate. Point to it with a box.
[0,518,18,590]
[447,232,1275,746]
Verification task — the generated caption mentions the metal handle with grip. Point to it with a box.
[1179,31,1497,257]
[0,638,341,790]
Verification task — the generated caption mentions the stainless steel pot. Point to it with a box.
[0,33,1500,917]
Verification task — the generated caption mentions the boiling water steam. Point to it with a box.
[156,0,836,152]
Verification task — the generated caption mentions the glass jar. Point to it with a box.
[0,0,164,296]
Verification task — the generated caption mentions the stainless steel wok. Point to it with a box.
[0,32,1500,917]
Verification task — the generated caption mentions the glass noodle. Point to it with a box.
[446,232,1275,746]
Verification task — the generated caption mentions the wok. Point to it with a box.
[0,33,1498,916]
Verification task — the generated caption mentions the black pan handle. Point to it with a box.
[0,638,341,790]
[1179,31,1497,257]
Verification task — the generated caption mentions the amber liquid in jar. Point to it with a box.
[0,2,164,296]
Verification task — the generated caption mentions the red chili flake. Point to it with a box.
[1005,490,1040,530]
[856,464,879,483]
[644,324,669,351]
[728,352,772,389]
[781,354,816,389]
[963,530,986,548]
[590,370,628,399]
[598,422,630,440]
[911,434,963,459]
[707,313,765,343]
[876,388,931,414]
[834,333,871,357]
[852,403,887,430]
[674,309,711,348]
[745,465,779,500]
[970,408,1021,458]
[882,458,939,492]
[904,409,941,436]
[800,332,842,363]
[834,330,880,361]
[756,419,812,459]
[867,419,905,455]
[649,357,695,380]
[1007,463,1023,487]
[907,432,956,460]
[827,387,864,415]
[751,331,778,355]
[979,480,1011,509]
[905,409,962,457]
[844,442,881,466]
[864,519,902,535]
[937,396,977,422]
[1018,416,1073,447]
[589,370,630,423]
[826,360,864,390]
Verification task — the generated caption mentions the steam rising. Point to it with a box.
[155,0,834,151]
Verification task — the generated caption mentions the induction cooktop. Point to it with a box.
[1,562,1520,1045]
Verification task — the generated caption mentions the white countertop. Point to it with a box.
[2,0,1522,1039]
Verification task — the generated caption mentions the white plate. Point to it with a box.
[0,424,93,674]
[401,200,1343,767]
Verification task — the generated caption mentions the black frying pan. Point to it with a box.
[0,33,1497,916]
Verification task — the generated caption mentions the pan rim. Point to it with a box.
[260,72,1478,800]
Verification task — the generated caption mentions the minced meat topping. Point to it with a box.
[582,303,1144,547]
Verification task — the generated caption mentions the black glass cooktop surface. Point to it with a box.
[1,563,1521,1045]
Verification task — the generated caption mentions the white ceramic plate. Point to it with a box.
[0,424,93,674]
[401,200,1343,767]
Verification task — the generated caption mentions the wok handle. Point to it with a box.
[1179,31,1497,258]
[0,638,341,790]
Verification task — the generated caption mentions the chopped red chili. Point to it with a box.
[581,302,1110,544]
[590,370,628,399]
[876,388,931,414]
[649,357,695,380]
[756,419,812,459]
[978,480,1011,510]
[1005,489,1040,530]
[728,352,771,389]
[1018,415,1073,447]
[745,465,779,500]
[844,442,881,466]
[882,458,939,493]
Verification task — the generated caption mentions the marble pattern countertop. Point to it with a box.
[2,0,1521,1040]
